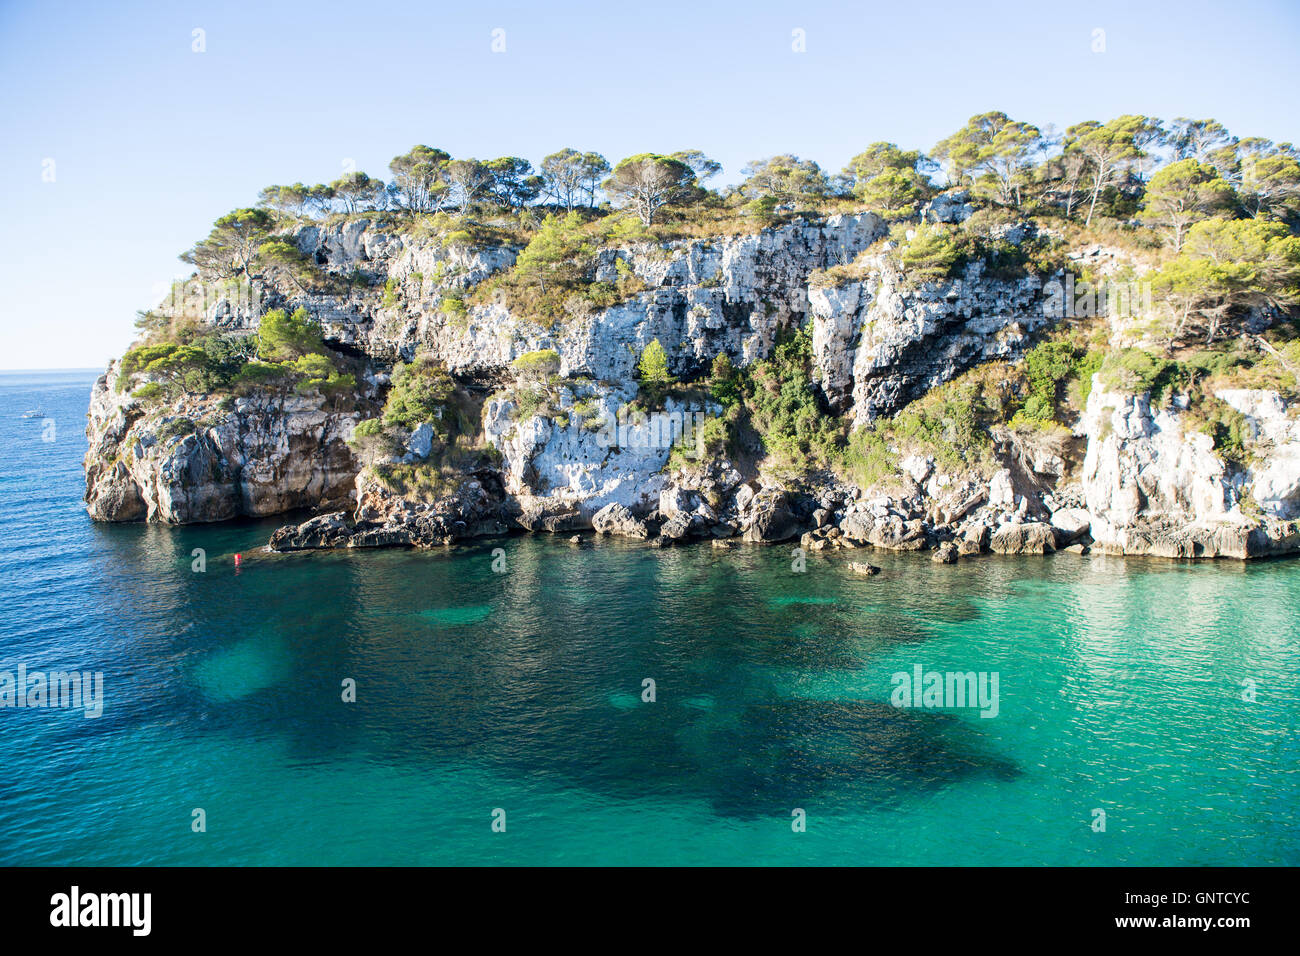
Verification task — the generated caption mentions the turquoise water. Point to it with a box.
[1,370,1297,865]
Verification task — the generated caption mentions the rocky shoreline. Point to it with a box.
[86,209,1300,562]
[264,439,1300,562]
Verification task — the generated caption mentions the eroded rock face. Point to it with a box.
[297,213,888,381]
[989,521,1058,555]
[1074,378,1300,557]
[591,503,649,539]
[1215,388,1300,518]
[87,211,1300,563]
[810,257,1050,423]
[483,386,712,516]
[84,368,363,523]
[1081,381,1238,534]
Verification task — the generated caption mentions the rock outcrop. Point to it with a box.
[810,244,1050,424]
[83,209,1299,563]
[84,365,363,523]
[1079,379,1300,557]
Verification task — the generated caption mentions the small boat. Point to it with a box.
[21,408,45,418]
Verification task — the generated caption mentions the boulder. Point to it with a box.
[405,423,435,460]
[659,513,692,542]
[742,491,801,543]
[932,541,959,564]
[591,502,650,539]
[269,511,353,551]
[658,487,701,519]
[1050,507,1092,542]
[840,513,926,550]
[989,521,1058,554]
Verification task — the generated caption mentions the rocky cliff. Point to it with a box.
[84,362,362,523]
[86,209,1300,561]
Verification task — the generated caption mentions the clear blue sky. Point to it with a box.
[2,0,1298,369]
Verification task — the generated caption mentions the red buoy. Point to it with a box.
[234,553,242,566]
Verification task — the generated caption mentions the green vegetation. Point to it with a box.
[635,339,675,403]
[1013,337,1105,424]
[737,155,829,217]
[844,142,933,219]
[1148,218,1300,347]
[899,223,971,280]
[1194,398,1251,467]
[469,211,650,324]
[382,356,461,433]
[604,154,698,226]
[511,348,562,381]
[1140,159,1235,251]
[737,327,845,474]
[347,353,486,477]
[154,417,197,443]
[708,352,743,407]
[118,306,354,401]
[932,111,1044,208]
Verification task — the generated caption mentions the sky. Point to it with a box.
[1,0,1298,370]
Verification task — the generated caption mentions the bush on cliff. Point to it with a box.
[511,348,561,381]
[347,418,402,466]
[1012,336,1105,425]
[898,223,972,281]
[383,357,461,434]
[838,362,1025,489]
[257,307,328,361]
[709,352,743,408]
[742,327,845,473]
[636,339,676,403]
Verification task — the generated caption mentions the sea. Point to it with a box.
[0,369,1296,865]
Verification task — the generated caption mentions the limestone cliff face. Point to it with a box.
[810,257,1049,424]
[293,212,887,380]
[84,364,362,523]
[1079,379,1300,557]
[86,213,886,525]
[84,210,1300,560]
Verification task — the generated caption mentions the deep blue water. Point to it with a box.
[0,369,1297,865]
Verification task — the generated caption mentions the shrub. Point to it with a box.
[1196,399,1250,467]
[743,327,844,472]
[709,352,742,407]
[155,417,197,443]
[842,425,897,489]
[257,307,326,361]
[442,295,468,327]
[1013,338,1105,424]
[231,361,294,392]
[132,382,165,403]
[347,417,401,465]
[382,278,401,309]
[636,339,675,402]
[512,348,561,381]
[900,223,971,281]
[1099,348,1187,401]
[384,357,457,432]
[513,385,547,421]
